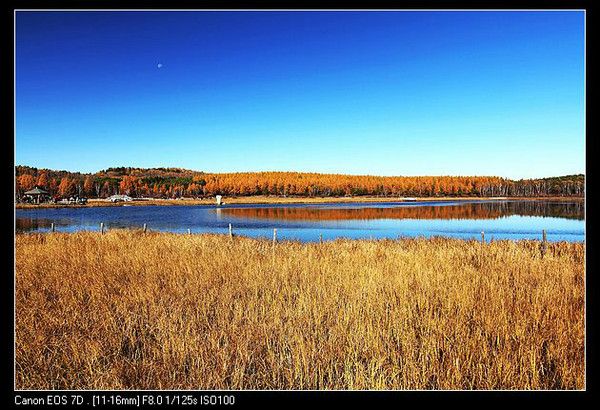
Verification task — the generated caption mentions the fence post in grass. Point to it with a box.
[50,222,55,233]
[479,231,485,268]
[143,223,147,234]
[100,222,104,235]
[271,228,278,265]
[229,223,233,239]
[319,233,323,244]
[188,228,191,235]
[541,229,548,258]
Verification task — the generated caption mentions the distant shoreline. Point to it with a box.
[15,195,584,210]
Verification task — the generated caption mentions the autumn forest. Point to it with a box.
[15,166,584,200]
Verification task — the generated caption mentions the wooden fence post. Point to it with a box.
[187,228,191,235]
[479,231,485,268]
[100,222,104,235]
[271,228,278,265]
[50,222,55,233]
[143,223,147,233]
[319,233,323,244]
[229,223,233,239]
[541,229,547,258]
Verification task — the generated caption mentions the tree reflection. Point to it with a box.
[221,201,584,222]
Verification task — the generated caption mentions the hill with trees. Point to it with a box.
[15,166,584,200]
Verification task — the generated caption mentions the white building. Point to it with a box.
[107,194,133,203]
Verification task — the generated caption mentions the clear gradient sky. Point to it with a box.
[16,11,584,179]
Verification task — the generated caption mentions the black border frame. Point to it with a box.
[4,0,595,406]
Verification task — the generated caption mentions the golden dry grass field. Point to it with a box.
[15,231,584,390]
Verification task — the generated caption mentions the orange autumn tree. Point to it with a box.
[17,174,36,194]
[48,178,59,196]
[36,172,49,189]
[58,177,75,198]
[83,177,94,196]
[119,176,140,197]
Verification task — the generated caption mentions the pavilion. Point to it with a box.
[23,187,49,204]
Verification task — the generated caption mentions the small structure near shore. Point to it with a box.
[57,196,88,205]
[107,194,133,203]
[23,187,49,204]
[216,195,223,206]
[69,196,88,205]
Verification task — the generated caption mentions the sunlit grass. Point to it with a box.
[15,231,584,389]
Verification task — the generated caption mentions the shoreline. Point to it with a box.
[14,229,584,243]
[14,195,584,210]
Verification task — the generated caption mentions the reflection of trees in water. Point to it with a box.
[16,218,53,231]
[16,219,136,232]
[524,201,584,220]
[223,201,584,222]
[15,201,583,232]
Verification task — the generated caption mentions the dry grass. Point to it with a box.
[15,231,584,390]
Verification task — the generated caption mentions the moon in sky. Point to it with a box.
[157,63,163,68]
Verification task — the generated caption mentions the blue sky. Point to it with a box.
[16,11,584,179]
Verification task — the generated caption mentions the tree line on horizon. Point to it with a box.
[15,166,585,199]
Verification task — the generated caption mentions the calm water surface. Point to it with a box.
[15,200,584,242]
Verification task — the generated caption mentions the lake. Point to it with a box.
[15,200,584,242]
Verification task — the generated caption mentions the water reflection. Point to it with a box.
[15,200,584,242]
[16,218,54,231]
[221,201,584,221]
